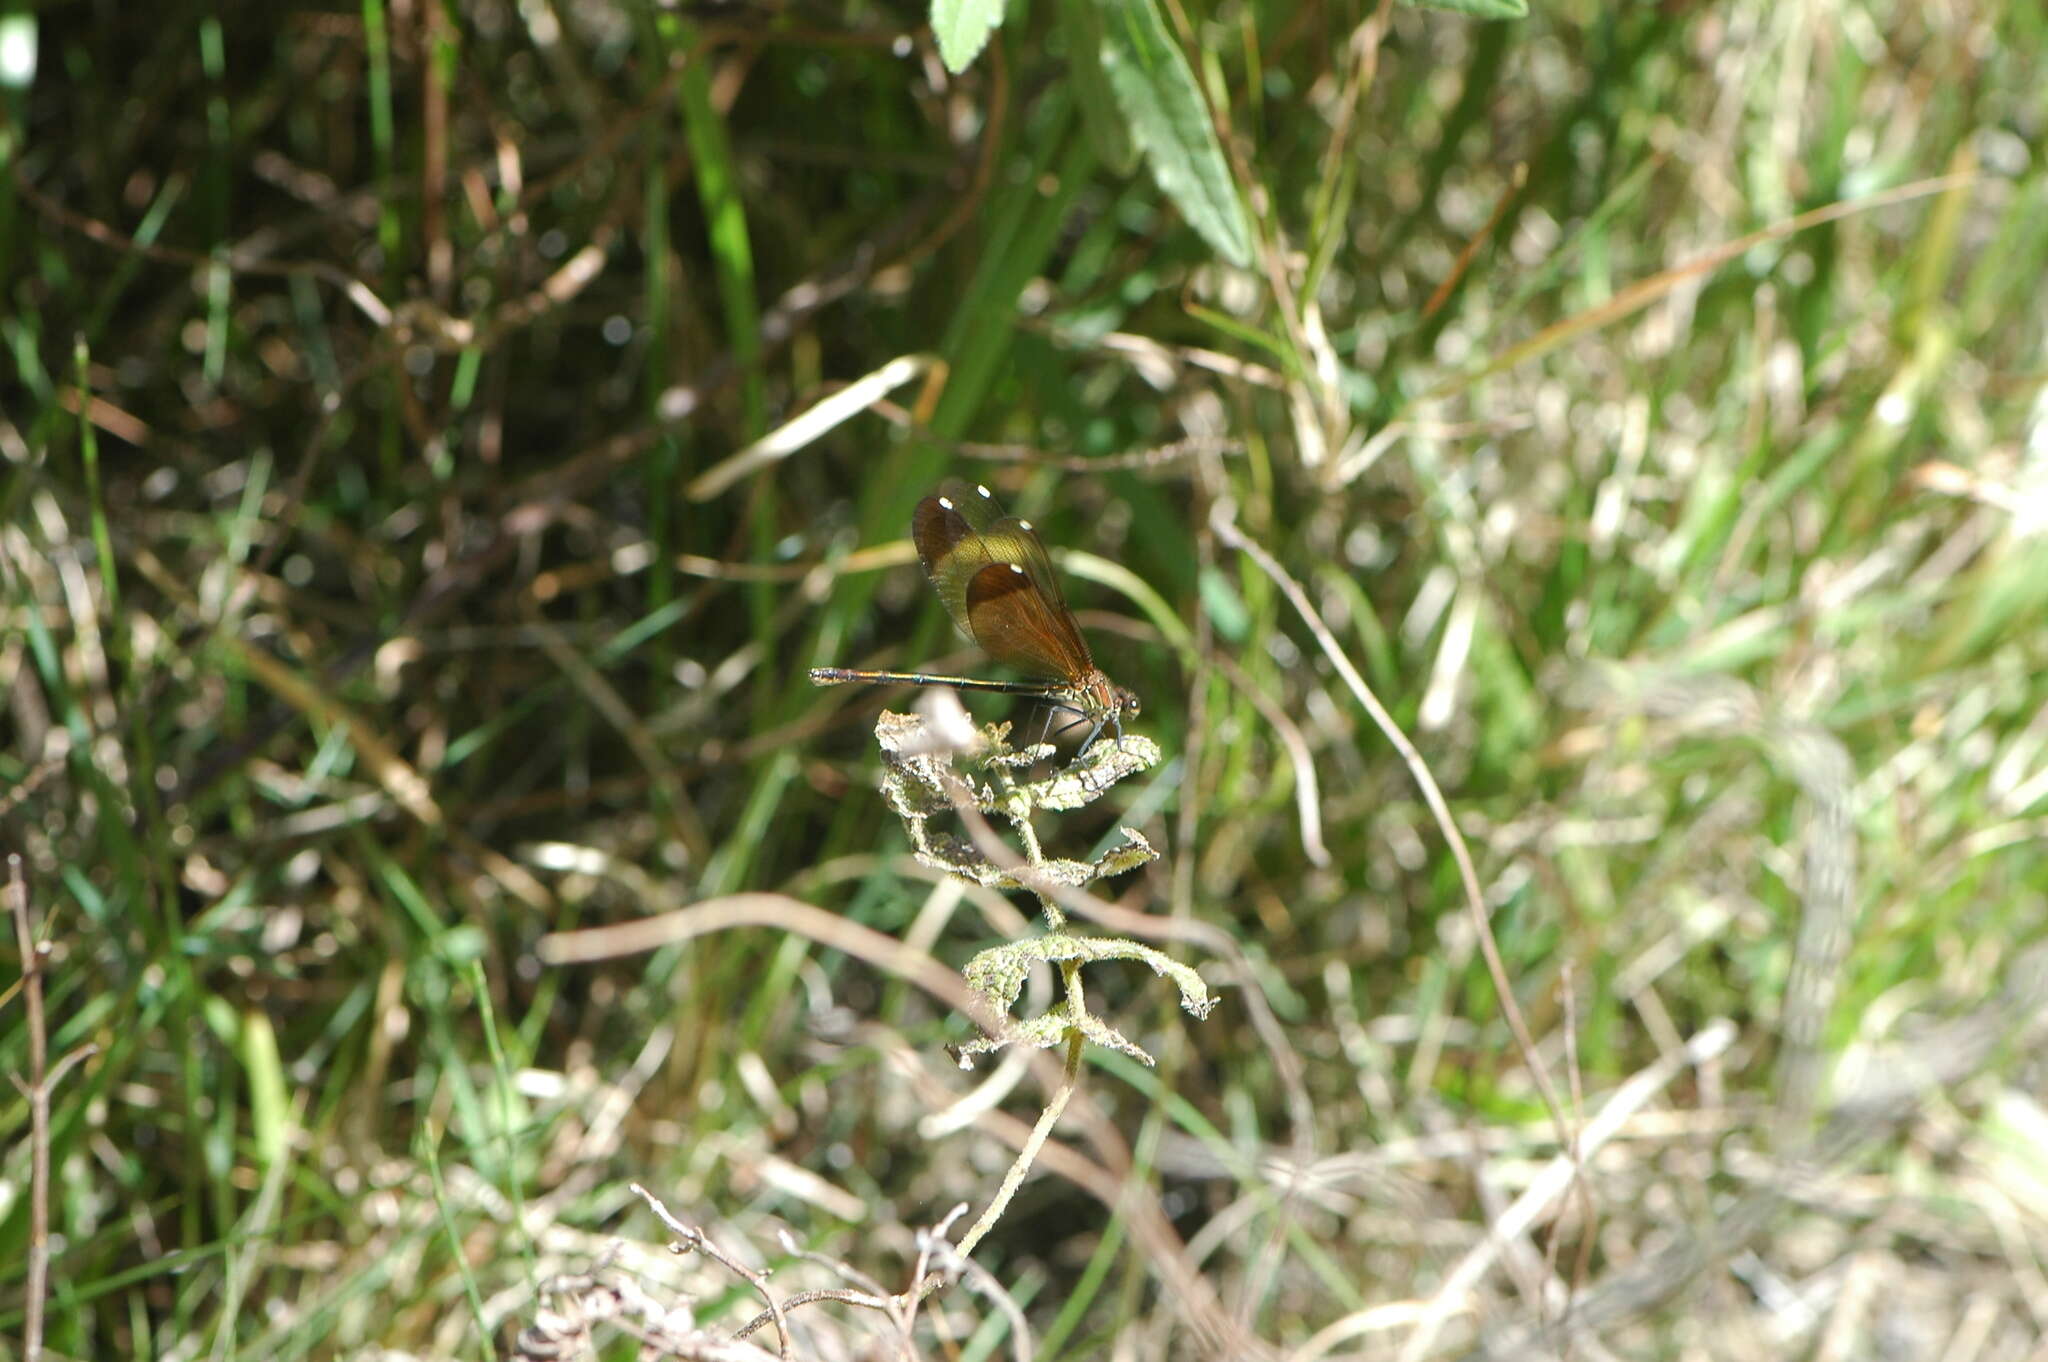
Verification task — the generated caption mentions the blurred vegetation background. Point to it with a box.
[4,0,2047,1357]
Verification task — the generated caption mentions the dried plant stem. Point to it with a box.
[952,1001,1086,1265]
[980,758,1053,922]
[615,712,1184,1349]
[633,1184,793,1360]
[729,990,1088,1343]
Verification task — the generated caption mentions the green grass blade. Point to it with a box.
[1098,0,1251,267]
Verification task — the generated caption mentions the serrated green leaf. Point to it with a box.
[1059,0,1137,175]
[1400,0,1528,18]
[1098,0,1252,266]
[933,0,1004,73]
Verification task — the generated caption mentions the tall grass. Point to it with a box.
[3,1,2046,1358]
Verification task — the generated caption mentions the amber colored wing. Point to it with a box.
[911,487,985,638]
[961,559,1094,682]
[910,480,1093,680]
[931,478,1004,531]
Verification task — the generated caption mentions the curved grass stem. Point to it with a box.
[945,1006,1085,1271]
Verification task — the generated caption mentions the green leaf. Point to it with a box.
[964,932,1215,1020]
[933,0,1004,73]
[1098,0,1252,267]
[1198,565,1251,643]
[957,932,1216,1067]
[238,1008,290,1172]
[1400,0,1528,17]
[1059,0,1137,175]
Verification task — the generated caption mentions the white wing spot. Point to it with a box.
[1008,564,1024,575]
[1017,519,1033,531]
[975,484,993,498]
[937,496,954,510]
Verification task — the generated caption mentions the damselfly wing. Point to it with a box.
[810,480,1139,754]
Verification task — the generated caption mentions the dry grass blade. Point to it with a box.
[1433,171,1978,397]
[1210,500,1573,1146]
